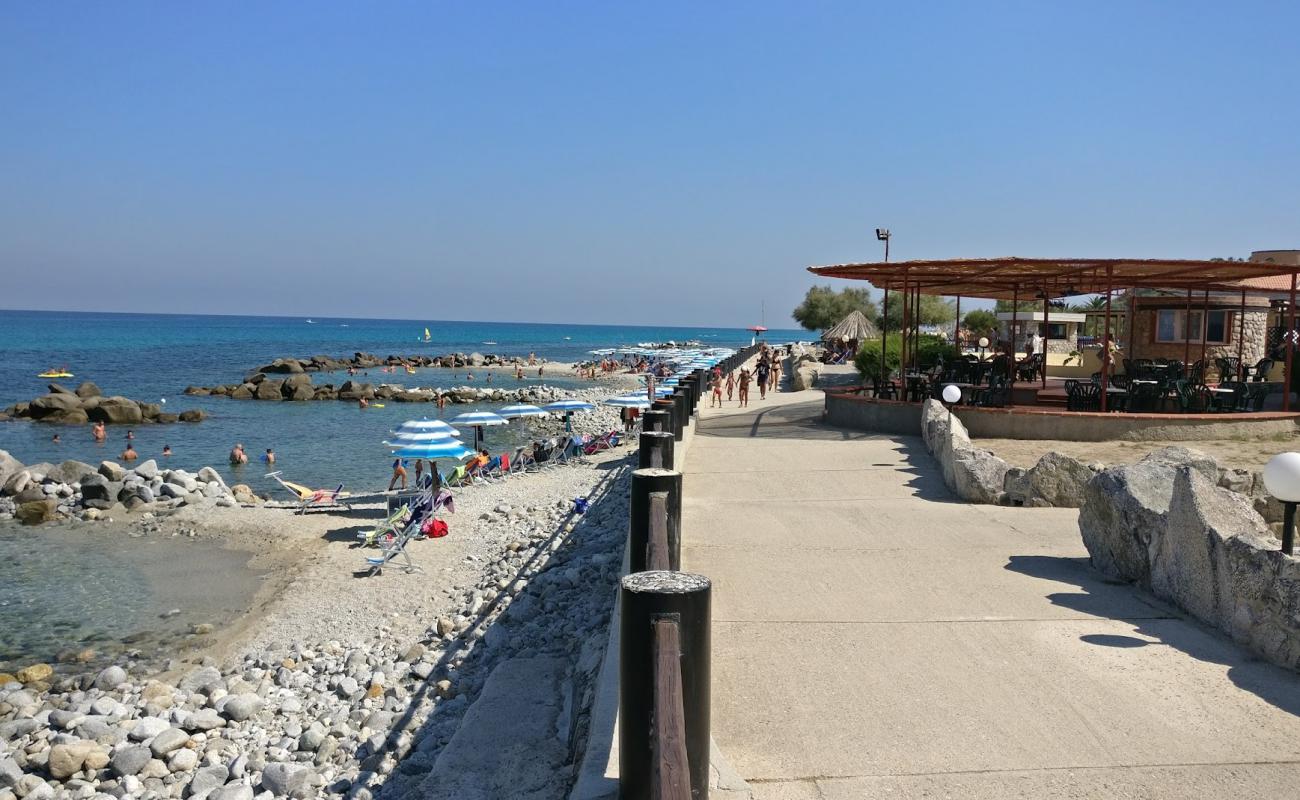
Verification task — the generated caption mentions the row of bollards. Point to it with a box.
[618,344,762,799]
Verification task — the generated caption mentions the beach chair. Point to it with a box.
[265,471,352,515]
[357,505,409,547]
[584,431,618,454]
[363,488,453,575]
[507,446,533,475]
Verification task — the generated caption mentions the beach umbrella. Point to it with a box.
[821,310,878,344]
[449,411,509,450]
[604,395,652,408]
[391,440,476,461]
[395,419,459,437]
[542,399,595,432]
[497,403,547,419]
[384,430,459,449]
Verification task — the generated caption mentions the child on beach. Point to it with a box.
[725,371,735,401]
[388,458,407,491]
[738,368,751,407]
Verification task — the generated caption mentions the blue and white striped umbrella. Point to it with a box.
[391,440,476,461]
[395,419,458,436]
[384,430,459,448]
[497,403,547,419]
[542,400,595,413]
[450,411,509,427]
[604,395,653,408]
[652,386,675,396]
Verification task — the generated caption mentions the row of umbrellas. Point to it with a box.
[386,347,738,464]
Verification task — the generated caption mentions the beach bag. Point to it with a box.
[573,497,590,514]
[421,518,449,538]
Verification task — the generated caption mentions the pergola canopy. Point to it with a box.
[807,257,1300,299]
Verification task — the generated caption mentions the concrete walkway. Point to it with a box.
[682,389,1300,799]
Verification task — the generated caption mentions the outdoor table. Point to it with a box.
[1130,379,1158,385]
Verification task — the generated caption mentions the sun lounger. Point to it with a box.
[363,488,454,575]
[265,471,352,515]
[357,505,408,547]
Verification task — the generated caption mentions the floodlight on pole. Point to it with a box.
[875,228,891,263]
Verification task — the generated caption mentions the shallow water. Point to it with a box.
[0,522,265,674]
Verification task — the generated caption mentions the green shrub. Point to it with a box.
[855,334,956,381]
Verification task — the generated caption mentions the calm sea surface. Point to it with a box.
[0,310,802,491]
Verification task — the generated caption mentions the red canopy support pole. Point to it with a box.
[900,271,911,398]
[880,286,890,389]
[1183,288,1192,374]
[912,284,921,376]
[1010,284,1019,394]
[1200,289,1209,381]
[1042,290,1050,390]
[1287,271,1297,412]
[954,295,962,352]
[1101,267,1113,412]
[1238,288,1247,381]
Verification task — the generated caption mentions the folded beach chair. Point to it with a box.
[357,505,409,547]
[363,488,453,575]
[584,431,618,454]
[265,471,352,515]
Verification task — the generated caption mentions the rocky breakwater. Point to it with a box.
[2,382,207,426]
[249,352,527,375]
[0,450,255,525]
[0,464,631,800]
[187,373,589,407]
[1078,446,1300,671]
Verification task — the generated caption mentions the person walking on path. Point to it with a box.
[726,371,735,401]
[755,359,771,400]
[738,368,751,407]
[710,372,724,407]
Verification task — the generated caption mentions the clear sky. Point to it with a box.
[2,1,1297,327]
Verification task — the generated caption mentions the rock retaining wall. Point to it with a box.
[919,400,1011,504]
[1079,452,1300,672]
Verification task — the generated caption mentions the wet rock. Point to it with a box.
[74,381,102,399]
[179,409,208,422]
[15,498,57,525]
[15,663,52,684]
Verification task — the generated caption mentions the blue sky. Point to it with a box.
[2,1,1297,327]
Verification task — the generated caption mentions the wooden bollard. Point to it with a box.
[643,408,671,434]
[629,468,682,572]
[620,571,712,800]
[670,389,689,441]
[639,430,676,470]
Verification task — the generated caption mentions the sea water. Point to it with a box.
[0,310,803,491]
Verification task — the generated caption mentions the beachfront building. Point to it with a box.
[997,311,1084,355]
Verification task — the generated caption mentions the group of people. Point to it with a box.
[708,346,783,408]
[58,422,173,462]
[229,443,275,466]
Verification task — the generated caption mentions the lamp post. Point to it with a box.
[942,383,962,419]
[977,336,990,361]
[876,228,890,263]
[1264,452,1300,555]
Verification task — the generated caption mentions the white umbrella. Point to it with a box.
[450,411,508,450]
[604,395,652,408]
[497,403,547,419]
[542,399,594,432]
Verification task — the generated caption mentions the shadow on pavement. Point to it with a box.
[1006,553,1300,718]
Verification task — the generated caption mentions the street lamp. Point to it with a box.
[875,228,890,262]
[1264,452,1300,555]
[977,336,990,360]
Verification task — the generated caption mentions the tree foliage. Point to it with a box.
[855,333,957,380]
[961,309,998,333]
[878,294,955,329]
[792,285,878,331]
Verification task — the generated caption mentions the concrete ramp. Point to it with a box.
[418,657,571,800]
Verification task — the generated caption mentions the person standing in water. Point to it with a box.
[92,421,106,442]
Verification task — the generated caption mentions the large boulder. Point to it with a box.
[74,381,102,399]
[920,400,1009,504]
[254,379,285,400]
[87,396,144,425]
[1010,452,1095,508]
[230,383,255,400]
[0,450,24,488]
[468,352,486,366]
[16,499,57,525]
[41,407,89,424]
[46,460,96,484]
[26,392,83,419]
[178,409,207,422]
[259,358,305,374]
[337,381,375,401]
[80,474,123,505]
[47,382,74,395]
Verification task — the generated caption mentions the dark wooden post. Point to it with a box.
[1101,271,1112,412]
[1287,270,1297,412]
[644,408,671,434]
[1238,288,1247,381]
[670,388,689,441]
[881,285,890,388]
[629,468,682,573]
[639,431,676,470]
[620,571,711,800]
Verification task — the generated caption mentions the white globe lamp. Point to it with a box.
[941,384,962,405]
[1263,452,1300,554]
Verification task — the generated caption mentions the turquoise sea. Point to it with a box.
[0,310,802,492]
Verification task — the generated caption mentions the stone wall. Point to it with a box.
[1078,451,1300,672]
[920,400,1010,504]
[1129,307,1268,378]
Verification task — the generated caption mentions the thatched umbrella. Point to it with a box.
[821,310,878,344]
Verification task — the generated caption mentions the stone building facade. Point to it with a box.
[1127,294,1270,379]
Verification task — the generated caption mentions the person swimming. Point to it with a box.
[230,443,248,464]
[162,445,172,456]
[121,442,138,461]
[262,448,275,464]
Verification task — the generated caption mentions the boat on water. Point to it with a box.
[306,319,316,324]
[421,327,432,343]
[482,341,497,345]
[38,369,74,378]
